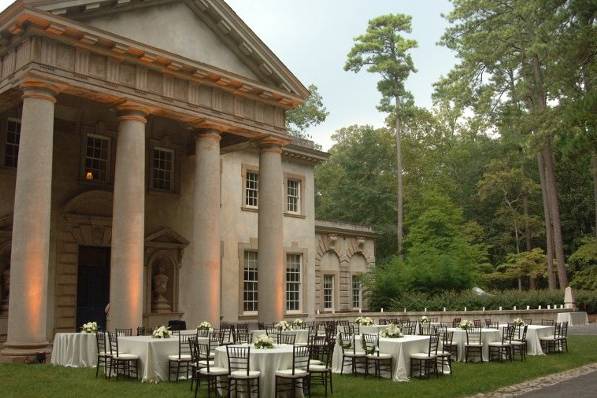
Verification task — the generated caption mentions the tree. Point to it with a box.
[344,14,417,257]
[285,83,328,140]
[491,249,547,291]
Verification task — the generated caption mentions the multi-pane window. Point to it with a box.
[323,275,334,310]
[352,275,362,309]
[151,147,174,191]
[286,254,302,312]
[243,251,259,313]
[287,179,301,213]
[245,171,259,208]
[4,118,21,168]
[84,134,110,183]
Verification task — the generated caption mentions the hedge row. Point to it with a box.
[387,289,597,314]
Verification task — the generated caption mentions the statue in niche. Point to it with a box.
[1,266,9,315]
[152,262,171,313]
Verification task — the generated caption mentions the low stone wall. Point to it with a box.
[314,308,574,325]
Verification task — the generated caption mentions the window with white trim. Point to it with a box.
[4,118,20,168]
[84,134,110,183]
[243,251,259,313]
[323,274,334,310]
[245,171,259,208]
[286,254,302,312]
[352,275,362,309]
[287,179,301,214]
[151,147,174,191]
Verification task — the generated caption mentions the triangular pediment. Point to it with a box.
[145,227,189,248]
[24,0,309,99]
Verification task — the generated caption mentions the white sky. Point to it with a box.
[0,0,456,150]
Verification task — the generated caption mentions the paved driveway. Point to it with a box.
[519,370,597,398]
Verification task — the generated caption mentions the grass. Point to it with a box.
[1,336,597,398]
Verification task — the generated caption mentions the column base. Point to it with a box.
[0,342,51,363]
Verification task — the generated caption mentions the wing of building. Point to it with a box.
[0,0,375,360]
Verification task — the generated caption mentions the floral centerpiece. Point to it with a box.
[380,323,403,338]
[512,318,525,326]
[152,325,172,339]
[81,321,98,334]
[355,316,374,326]
[197,321,213,332]
[292,319,306,329]
[459,320,474,330]
[275,320,291,331]
[254,334,274,349]
[420,316,430,324]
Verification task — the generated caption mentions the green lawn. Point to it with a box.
[2,336,597,398]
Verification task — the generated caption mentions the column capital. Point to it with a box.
[195,128,222,142]
[258,136,290,153]
[117,102,149,124]
[20,81,61,103]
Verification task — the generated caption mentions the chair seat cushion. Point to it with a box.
[510,341,525,345]
[114,353,138,360]
[275,369,308,378]
[168,354,192,361]
[230,370,261,379]
[488,342,510,347]
[436,351,452,357]
[198,360,215,367]
[366,353,392,359]
[98,351,110,356]
[309,364,329,372]
[295,342,308,347]
[309,359,323,366]
[540,336,555,341]
[411,353,436,359]
[344,351,366,357]
[199,367,229,376]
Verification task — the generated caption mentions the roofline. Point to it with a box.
[315,220,378,239]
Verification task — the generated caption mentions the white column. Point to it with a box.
[188,129,221,328]
[258,138,286,324]
[2,84,56,359]
[108,106,147,331]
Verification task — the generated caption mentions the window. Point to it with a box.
[352,275,362,309]
[151,147,174,191]
[286,254,302,312]
[4,118,20,168]
[323,275,334,310]
[245,171,259,208]
[243,251,259,313]
[84,134,110,183]
[287,179,301,213]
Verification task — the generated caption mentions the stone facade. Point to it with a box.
[0,1,376,359]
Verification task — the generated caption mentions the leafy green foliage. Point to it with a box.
[285,84,328,140]
[485,248,547,288]
[569,237,597,290]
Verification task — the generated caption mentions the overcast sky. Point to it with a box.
[0,0,457,150]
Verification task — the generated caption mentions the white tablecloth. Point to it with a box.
[50,332,97,368]
[498,324,553,356]
[251,329,309,344]
[360,325,387,335]
[557,312,589,326]
[447,328,501,362]
[214,343,301,398]
[118,334,203,383]
[332,334,430,382]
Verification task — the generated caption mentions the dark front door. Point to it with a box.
[76,246,110,331]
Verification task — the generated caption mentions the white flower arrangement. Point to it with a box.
[292,319,306,329]
[197,321,214,331]
[512,318,525,326]
[420,316,430,324]
[275,320,291,331]
[459,320,474,330]
[380,323,403,338]
[355,316,374,326]
[254,334,274,349]
[152,325,172,339]
[81,321,98,334]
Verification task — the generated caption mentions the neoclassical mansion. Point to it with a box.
[0,0,375,360]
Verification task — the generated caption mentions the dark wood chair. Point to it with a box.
[168,332,193,382]
[488,325,514,362]
[95,331,110,378]
[362,333,392,378]
[309,337,334,397]
[226,345,260,398]
[338,332,366,375]
[464,328,483,363]
[410,334,439,378]
[275,345,311,398]
[437,330,455,375]
[107,331,138,379]
[192,339,228,398]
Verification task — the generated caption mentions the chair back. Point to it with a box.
[501,325,515,344]
[176,332,193,359]
[168,319,187,331]
[484,319,492,327]
[402,323,416,335]
[440,330,454,347]
[338,332,354,354]
[342,324,355,335]
[265,326,277,336]
[515,325,528,341]
[559,321,568,338]
[235,330,251,344]
[419,323,432,336]
[291,345,311,374]
[452,318,462,327]
[466,328,482,345]
[197,340,217,373]
[96,331,107,355]
[226,345,251,377]
[473,319,482,328]
[107,331,120,357]
[523,319,532,325]
[236,323,249,332]
[361,333,378,355]
[277,332,296,345]
[426,334,439,357]
[115,328,132,336]
[197,328,210,337]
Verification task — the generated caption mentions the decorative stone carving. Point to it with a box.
[152,263,171,313]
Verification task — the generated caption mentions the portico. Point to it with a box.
[0,0,309,360]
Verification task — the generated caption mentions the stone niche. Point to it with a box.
[143,227,189,329]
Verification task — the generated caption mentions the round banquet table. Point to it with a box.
[251,329,309,344]
[118,333,207,383]
[214,343,302,398]
[50,332,97,368]
[331,334,430,381]
[447,327,501,362]
[498,324,554,355]
[556,312,589,326]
